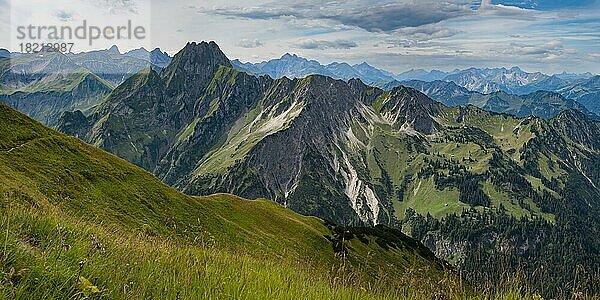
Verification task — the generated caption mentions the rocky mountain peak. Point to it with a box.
[162,41,232,97]
[509,66,524,73]
[281,53,299,60]
[108,45,121,54]
[150,47,165,55]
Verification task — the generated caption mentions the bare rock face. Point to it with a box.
[162,41,233,98]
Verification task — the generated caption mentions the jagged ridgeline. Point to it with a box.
[58,41,600,297]
[0,103,463,298]
[400,79,598,120]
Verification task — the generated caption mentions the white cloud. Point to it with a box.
[295,39,358,50]
[237,38,264,48]
[394,23,462,42]
[200,0,474,33]
[5,0,600,74]
[495,39,576,58]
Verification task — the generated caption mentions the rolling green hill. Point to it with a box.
[0,103,475,299]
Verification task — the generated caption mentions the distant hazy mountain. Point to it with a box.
[233,55,598,105]
[558,76,600,115]
[411,67,597,101]
[69,46,160,86]
[232,53,335,79]
[0,51,112,126]
[125,47,173,69]
[402,80,596,119]
[441,67,551,94]
[233,55,453,86]
[351,62,396,85]
[519,75,573,94]
[324,62,362,79]
[232,54,395,86]
[0,46,171,126]
[554,71,595,81]
[402,68,599,116]
[0,49,10,61]
[392,67,595,96]
[327,61,396,85]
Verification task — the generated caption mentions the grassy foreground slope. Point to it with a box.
[0,103,469,299]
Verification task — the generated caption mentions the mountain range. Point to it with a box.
[0,51,113,126]
[233,54,599,116]
[395,69,450,82]
[56,41,600,297]
[401,80,597,120]
[232,53,396,86]
[67,45,172,86]
[3,47,598,128]
[0,46,172,127]
[0,102,464,299]
[557,75,600,115]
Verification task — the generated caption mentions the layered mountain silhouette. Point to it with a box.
[0,52,113,126]
[232,53,396,86]
[233,54,599,117]
[0,46,173,127]
[401,80,597,119]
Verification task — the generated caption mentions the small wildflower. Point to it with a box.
[78,259,87,272]
[90,234,106,253]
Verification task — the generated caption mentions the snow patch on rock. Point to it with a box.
[258,101,304,135]
[364,186,380,225]
[340,151,380,225]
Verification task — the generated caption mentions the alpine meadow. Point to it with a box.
[1,0,600,299]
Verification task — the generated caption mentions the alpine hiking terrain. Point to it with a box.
[57,41,600,298]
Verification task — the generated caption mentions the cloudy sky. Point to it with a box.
[1,0,600,74]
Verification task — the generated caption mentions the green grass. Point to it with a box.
[432,141,492,174]
[21,69,112,94]
[336,113,555,224]
[3,198,457,299]
[482,182,554,223]
[394,177,466,219]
